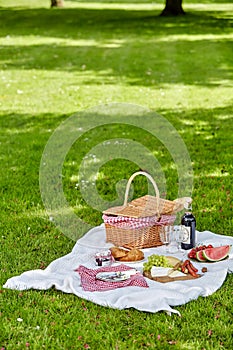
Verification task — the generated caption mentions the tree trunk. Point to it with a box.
[160,0,185,16]
[51,0,64,7]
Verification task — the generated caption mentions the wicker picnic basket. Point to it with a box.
[102,171,191,249]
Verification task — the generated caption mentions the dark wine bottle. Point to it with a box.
[181,205,196,250]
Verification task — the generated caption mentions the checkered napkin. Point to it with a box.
[102,214,175,229]
[156,215,176,226]
[75,264,149,292]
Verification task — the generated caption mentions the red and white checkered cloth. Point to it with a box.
[156,215,176,226]
[75,264,148,292]
[102,214,175,229]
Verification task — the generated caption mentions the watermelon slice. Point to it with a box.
[196,250,207,262]
[202,245,231,262]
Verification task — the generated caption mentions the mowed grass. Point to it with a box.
[0,0,233,349]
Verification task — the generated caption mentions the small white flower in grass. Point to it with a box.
[35,325,40,330]
[17,89,23,94]
[17,317,23,322]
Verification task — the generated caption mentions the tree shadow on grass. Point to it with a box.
[0,5,232,87]
[0,6,232,37]
[1,104,232,239]
[1,38,232,87]
[1,104,232,179]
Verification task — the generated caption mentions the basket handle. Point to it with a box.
[123,171,160,214]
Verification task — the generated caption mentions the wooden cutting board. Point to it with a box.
[143,270,202,283]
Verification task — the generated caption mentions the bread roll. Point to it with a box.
[118,248,144,262]
[110,247,128,259]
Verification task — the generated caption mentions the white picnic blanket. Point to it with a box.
[3,224,233,315]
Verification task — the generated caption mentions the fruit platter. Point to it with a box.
[188,244,231,262]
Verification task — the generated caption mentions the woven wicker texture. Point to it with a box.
[105,223,165,249]
[103,195,181,218]
[103,171,191,249]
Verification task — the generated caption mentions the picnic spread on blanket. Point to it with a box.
[3,172,233,315]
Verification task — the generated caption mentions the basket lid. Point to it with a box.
[103,195,185,218]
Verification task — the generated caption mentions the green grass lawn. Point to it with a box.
[0,0,233,349]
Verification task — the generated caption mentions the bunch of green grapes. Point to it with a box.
[143,254,172,272]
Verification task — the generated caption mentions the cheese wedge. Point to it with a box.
[151,267,186,278]
[151,267,172,277]
[168,270,186,278]
[166,256,181,267]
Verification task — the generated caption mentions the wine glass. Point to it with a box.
[174,225,189,251]
[160,226,172,252]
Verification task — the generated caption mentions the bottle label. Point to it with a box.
[183,226,191,244]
